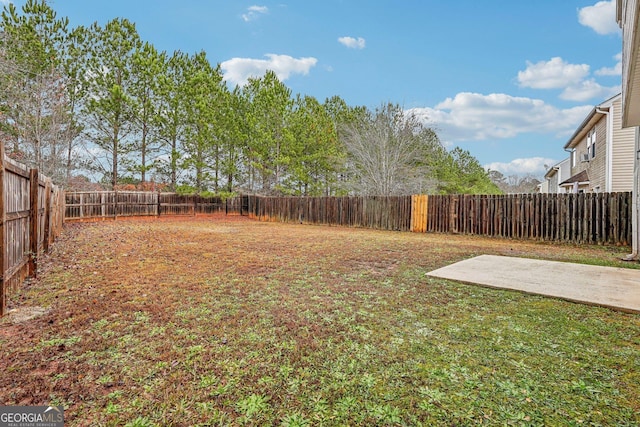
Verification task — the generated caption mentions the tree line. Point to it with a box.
[0,0,500,196]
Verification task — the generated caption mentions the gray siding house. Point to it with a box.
[561,93,635,193]
[540,158,570,194]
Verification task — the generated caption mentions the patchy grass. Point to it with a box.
[0,215,638,426]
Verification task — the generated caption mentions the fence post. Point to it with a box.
[43,178,51,252]
[0,143,5,316]
[114,190,118,220]
[28,168,38,278]
[449,196,459,233]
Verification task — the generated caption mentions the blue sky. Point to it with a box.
[8,0,623,177]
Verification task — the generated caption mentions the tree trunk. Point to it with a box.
[112,139,118,189]
[141,121,147,184]
[171,135,178,189]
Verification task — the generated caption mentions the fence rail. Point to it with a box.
[1,147,64,316]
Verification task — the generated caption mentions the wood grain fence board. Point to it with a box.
[1,151,63,316]
[2,157,31,300]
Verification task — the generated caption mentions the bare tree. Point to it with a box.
[488,170,542,194]
[0,59,71,180]
[340,103,441,195]
[0,1,74,182]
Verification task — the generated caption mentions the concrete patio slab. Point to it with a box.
[427,255,640,314]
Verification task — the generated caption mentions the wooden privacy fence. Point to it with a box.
[246,195,413,231]
[410,193,632,245]
[63,191,633,246]
[248,193,631,245]
[65,191,248,220]
[1,147,65,316]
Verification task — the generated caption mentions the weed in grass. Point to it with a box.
[107,390,124,400]
[148,326,166,337]
[105,401,119,414]
[258,375,275,387]
[333,395,358,420]
[280,412,311,427]
[92,318,109,330]
[133,311,150,323]
[236,393,271,420]
[210,382,232,398]
[198,373,219,389]
[124,417,157,427]
[359,372,376,390]
[368,403,403,425]
[40,335,81,348]
[97,375,114,386]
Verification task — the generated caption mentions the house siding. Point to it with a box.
[590,118,607,191]
[543,158,571,193]
[569,116,607,191]
[611,98,636,191]
[548,172,559,193]
[559,158,571,192]
[566,96,634,193]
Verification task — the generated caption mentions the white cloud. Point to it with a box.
[517,56,620,102]
[338,36,366,49]
[578,0,619,35]
[407,92,593,143]
[220,54,318,86]
[560,79,620,101]
[596,52,622,76]
[242,5,268,22]
[518,57,590,89]
[485,157,557,176]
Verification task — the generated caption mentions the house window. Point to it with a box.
[587,128,596,159]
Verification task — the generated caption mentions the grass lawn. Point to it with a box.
[0,215,638,426]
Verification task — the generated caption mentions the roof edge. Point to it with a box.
[563,93,622,150]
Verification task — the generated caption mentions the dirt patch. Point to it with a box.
[1,306,49,324]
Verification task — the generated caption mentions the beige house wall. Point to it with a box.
[611,98,636,192]
[569,117,607,191]
[567,96,634,192]
[590,119,607,191]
